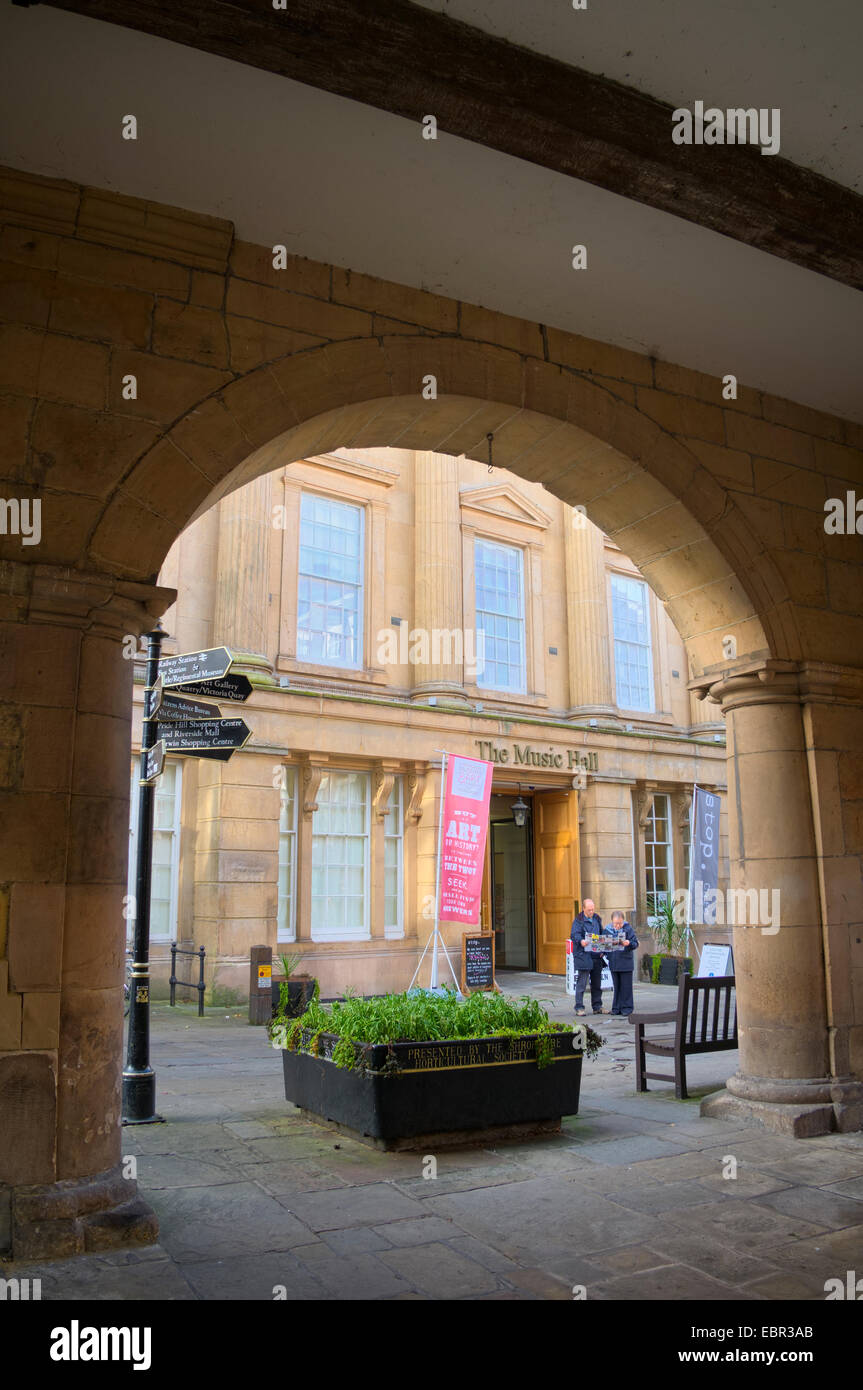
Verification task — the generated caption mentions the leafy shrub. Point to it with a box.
[269,988,603,1072]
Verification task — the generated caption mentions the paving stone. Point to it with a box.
[284,1182,426,1231]
[591,1263,757,1301]
[322,1226,394,1256]
[1,1253,198,1301]
[591,1244,673,1275]
[240,1160,348,1196]
[224,1121,273,1139]
[180,1251,325,1300]
[661,1198,826,1251]
[738,1147,863,1187]
[603,1178,724,1215]
[149,1182,315,1261]
[759,1223,863,1276]
[133,1153,238,1190]
[825,1176,863,1201]
[740,1270,834,1300]
[427,1176,664,1261]
[379,1242,501,1298]
[641,1231,783,1285]
[750,1184,863,1231]
[446,1234,521,1273]
[371,1216,461,1246]
[298,1252,415,1300]
[693,1168,793,1199]
[573,1135,691,1166]
[502,1267,573,1300]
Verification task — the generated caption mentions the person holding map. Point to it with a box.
[607,910,638,1016]
[570,898,608,1016]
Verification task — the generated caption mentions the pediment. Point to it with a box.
[458,482,551,530]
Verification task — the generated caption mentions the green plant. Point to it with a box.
[648,893,687,958]
[278,952,301,979]
[269,988,603,1071]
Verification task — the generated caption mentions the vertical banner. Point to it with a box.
[439,754,494,924]
[565,939,575,996]
[689,786,721,925]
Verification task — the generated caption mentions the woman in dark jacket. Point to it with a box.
[607,910,638,1016]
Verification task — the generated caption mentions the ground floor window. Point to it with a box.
[277,767,298,942]
[127,759,182,942]
[311,770,370,941]
[645,792,672,919]
[384,777,404,939]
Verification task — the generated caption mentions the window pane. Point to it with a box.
[277,768,297,941]
[297,494,364,668]
[475,539,525,693]
[612,574,653,712]
[311,771,370,941]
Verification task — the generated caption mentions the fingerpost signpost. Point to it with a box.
[122,636,253,1125]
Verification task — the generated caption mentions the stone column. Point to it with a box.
[564,512,616,717]
[214,474,273,677]
[0,562,173,1258]
[693,658,863,1136]
[412,451,465,699]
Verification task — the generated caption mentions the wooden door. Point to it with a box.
[532,789,581,975]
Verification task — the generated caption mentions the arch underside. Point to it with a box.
[81,338,782,677]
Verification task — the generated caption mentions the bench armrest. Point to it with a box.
[628,1010,677,1026]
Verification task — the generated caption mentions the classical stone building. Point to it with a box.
[133,449,728,1000]
[1,2,861,1261]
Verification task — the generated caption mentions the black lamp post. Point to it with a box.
[122,622,166,1125]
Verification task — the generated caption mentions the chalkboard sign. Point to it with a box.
[461,932,496,994]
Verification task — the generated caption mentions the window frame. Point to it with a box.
[277,765,299,944]
[473,535,527,695]
[610,570,655,714]
[310,768,372,943]
[296,490,366,671]
[383,776,405,940]
[127,758,182,944]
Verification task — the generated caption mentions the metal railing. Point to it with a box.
[169,945,206,1016]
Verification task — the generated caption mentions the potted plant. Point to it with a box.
[645,895,693,984]
[271,953,318,1017]
[269,988,602,1149]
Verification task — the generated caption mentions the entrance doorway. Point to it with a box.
[486,789,581,975]
[490,806,534,970]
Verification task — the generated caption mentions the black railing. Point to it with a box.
[169,945,206,1016]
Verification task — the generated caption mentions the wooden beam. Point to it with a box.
[35,0,863,289]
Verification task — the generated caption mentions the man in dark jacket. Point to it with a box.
[607,910,639,1016]
[570,898,608,1015]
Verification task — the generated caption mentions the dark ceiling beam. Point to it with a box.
[32,0,863,290]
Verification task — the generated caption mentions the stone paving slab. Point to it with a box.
[4,981,863,1302]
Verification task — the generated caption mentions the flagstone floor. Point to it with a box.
[5,973,863,1300]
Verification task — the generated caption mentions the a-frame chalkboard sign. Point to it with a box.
[461,931,497,994]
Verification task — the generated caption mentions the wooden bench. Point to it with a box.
[629,973,737,1100]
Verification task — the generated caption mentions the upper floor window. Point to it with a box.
[611,573,654,712]
[474,538,526,693]
[297,493,364,668]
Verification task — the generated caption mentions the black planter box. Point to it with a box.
[271,977,316,1016]
[279,1030,583,1148]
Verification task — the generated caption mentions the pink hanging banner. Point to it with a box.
[439,754,494,924]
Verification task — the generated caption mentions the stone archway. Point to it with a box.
[2,171,862,1257]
